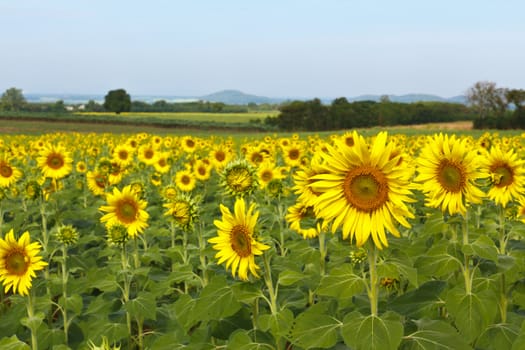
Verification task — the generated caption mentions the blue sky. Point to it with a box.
[1,0,524,98]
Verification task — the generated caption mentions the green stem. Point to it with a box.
[170,222,176,248]
[500,274,507,323]
[462,216,472,294]
[133,237,140,269]
[197,226,209,287]
[26,292,38,350]
[318,230,327,276]
[121,244,132,347]
[136,316,144,350]
[263,253,278,315]
[498,205,507,255]
[61,245,69,345]
[367,243,379,317]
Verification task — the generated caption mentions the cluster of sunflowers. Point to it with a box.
[0,130,525,291]
[1,130,525,349]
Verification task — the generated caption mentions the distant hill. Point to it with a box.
[24,91,467,105]
[200,89,285,105]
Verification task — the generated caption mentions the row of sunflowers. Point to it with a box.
[1,130,525,349]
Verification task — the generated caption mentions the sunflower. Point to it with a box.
[137,143,159,166]
[99,185,149,238]
[180,136,198,154]
[208,198,270,280]
[0,229,48,296]
[482,145,525,207]
[257,161,284,189]
[285,202,320,239]
[311,131,415,249]
[193,159,213,182]
[0,157,22,188]
[112,144,135,168]
[163,194,199,231]
[220,159,258,198]
[175,168,197,192]
[87,171,108,196]
[210,143,234,171]
[415,133,487,216]
[36,144,73,179]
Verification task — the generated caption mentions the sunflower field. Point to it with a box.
[2,130,525,350]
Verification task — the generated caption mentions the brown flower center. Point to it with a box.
[491,162,514,187]
[215,151,226,162]
[47,153,65,169]
[116,199,138,223]
[0,163,13,178]
[344,166,389,212]
[230,224,252,257]
[6,250,29,276]
[437,159,465,193]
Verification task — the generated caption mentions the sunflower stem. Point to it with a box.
[497,205,508,323]
[60,245,69,345]
[263,253,278,315]
[26,292,38,350]
[367,243,379,317]
[133,237,140,269]
[198,225,209,287]
[319,230,327,276]
[461,216,472,295]
[498,205,507,255]
[170,221,176,248]
[120,244,132,347]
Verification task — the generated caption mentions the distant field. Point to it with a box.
[75,111,280,123]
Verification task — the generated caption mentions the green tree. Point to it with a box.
[466,81,507,121]
[103,89,131,114]
[0,87,27,111]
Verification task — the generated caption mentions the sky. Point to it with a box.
[1,0,524,99]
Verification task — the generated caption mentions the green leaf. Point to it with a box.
[496,254,516,272]
[342,312,403,350]
[278,269,306,286]
[231,282,264,304]
[400,318,471,350]
[0,335,30,350]
[193,275,241,321]
[257,308,294,338]
[476,323,520,350]
[20,312,45,331]
[124,291,157,321]
[415,253,462,278]
[228,330,274,349]
[317,263,365,299]
[290,308,342,349]
[173,294,197,332]
[511,319,525,350]
[58,293,83,315]
[389,280,446,318]
[463,235,498,262]
[445,288,497,343]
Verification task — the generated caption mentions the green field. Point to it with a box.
[75,111,280,124]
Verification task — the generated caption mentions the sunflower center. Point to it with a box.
[491,163,514,187]
[118,150,129,160]
[437,160,465,193]
[181,175,191,185]
[230,224,252,257]
[6,250,29,276]
[116,199,138,223]
[344,166,389,212]
[144,149,154,159]
[345,137,355,147]
[0,163,13,178]
[288,149,300,160]
[261,170,273,182]
[186,139,195,148]
[251,153,263,164]
[47,153,65,169]
[215,151,226,162]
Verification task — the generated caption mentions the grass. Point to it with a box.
[75,111,280,124]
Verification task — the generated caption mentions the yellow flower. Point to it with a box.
[175,168,197,192]
[311,131,415,249]
[220,159,258,197]
[482,145,525,207]
[36,144,73,179]
[415,133,487,216]
[0,158,22,188]
[163,194,199,231]
[99,185,149,238]
[208,198,270,280]
[0,230,48,296]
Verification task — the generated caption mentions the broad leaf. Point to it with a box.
[290,309,341,349]
[400,318,471,350]
[193,276,241,321]
[342,312,403,350]
[389,280,446,318]
[317,263,365,299]
[124,291,157,321]
[476,323,520,350]
[278,269,306,286]
[0,335,30,350]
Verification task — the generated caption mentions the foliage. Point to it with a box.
[103,89,131,114]
[0,87,27,112]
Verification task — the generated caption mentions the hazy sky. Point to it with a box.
[1,0,524,98]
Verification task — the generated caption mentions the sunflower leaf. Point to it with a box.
[193,275,241,321]
[317,263,366,299]
[342,311,404,350]
[124,291,157,321]
[400,318,471,350]
[289,306,342,349]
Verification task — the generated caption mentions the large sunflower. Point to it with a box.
[310,131,415,249]
[0,229,48,296]
[482,145,525,207]
[0,158,23,188]
[36,144,73,179]
[208,198,270,280]
[99,185,149,238]
[415,133,487,216]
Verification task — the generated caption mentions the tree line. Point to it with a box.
[2,83,525,130]
[266,98,474,131]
